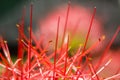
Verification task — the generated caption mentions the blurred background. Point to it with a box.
[0,0,120,55]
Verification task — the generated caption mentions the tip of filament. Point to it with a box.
[102,35,106,40]
[99,35,106,41]
[28,27,30,31]
[4,40,7,43]
[21,39,24,42]
[94,6,97,9]
[16,24,20,28]
[109,58,112,61]
[68,0,71,4]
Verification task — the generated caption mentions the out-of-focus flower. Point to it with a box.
[36,5,104,54]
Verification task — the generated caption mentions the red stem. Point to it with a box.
[61,1,70,48]
[53,16,60,79]
[78,7,96,65]
[28,4,33,79]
